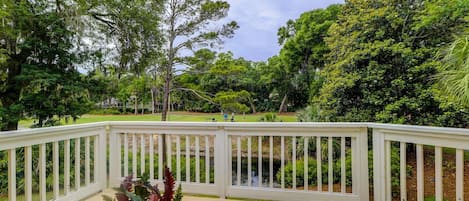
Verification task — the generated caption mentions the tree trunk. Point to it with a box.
[134,98,138,115]
[249,98,257,114]
[278,94,288,113]
[161,64,172,168]
[162,78,170,121]
[169,92,172,112]
[151,88,155,114]
[0,59,22,131]
[141,101,144,115]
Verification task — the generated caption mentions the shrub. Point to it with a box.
[278,147,412,189]
[276,156,351,188]
[296,106,320,122]
[276,158,318,187]
[258,113,277,122]
[88,108,121,115]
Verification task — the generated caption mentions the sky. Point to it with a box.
[222,0,343,62]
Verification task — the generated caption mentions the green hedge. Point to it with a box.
[278,147,411,190]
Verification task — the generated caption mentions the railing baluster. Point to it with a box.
[351,136,357,194]
[258,136,262,187]
[385,140,391,201]
[85,137,90,186]
[195,135,200,183]
[64,140,70,194]
[269,136,273,188]
[237,136,241,186]
[75,138,81,190]
[158,134,163,180]
[317,137,322,192]
[40,144,46,201]
[94,136,99,184]
[124,133,129,177]
[205,135,210,184]
[293,136,297,190]
[435,146,443,201]
[25,146,32,201]
[168,135,172,170]
[8,149,16,201]
[53,141,60,199]
[304,137,309,191]
[341,137,345,193]
[132,134,137,178]
[149,134,154,181]
[228,136,232,186]
[248,136,252,187]
[141,135,146,175]
[400,142,407,201]
[417,144,424,201]
[177,135,181,182]
[328,137,333,192]
[456,149,464,201]
[281,136,285,189]
[186,135,190,183]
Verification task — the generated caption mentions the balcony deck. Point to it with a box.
[1,122,468,201]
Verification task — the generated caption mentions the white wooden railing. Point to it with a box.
[0,122,468,201]
[371,124,469,201]
[0,123,107,201]
[107,122,369,201]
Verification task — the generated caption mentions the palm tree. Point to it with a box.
[438,35,469,106]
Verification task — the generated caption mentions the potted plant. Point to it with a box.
[104,167,183,201]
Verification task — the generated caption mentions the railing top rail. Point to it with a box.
[0,122,106,137]
[107,121,370,128]
[368,123,469,136]
[0,122,106,150]
[1,121,468,138]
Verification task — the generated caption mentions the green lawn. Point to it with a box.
[19,112,297,128]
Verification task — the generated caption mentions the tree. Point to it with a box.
[82,0,163,78]
[175,51,262,113]
[81,0,163,116]
[159,0,238,122]
[316,0,469,126]
[437,35,469,106]
[276,5,341,112]
[214,90,250,114]
[0,0,92,130]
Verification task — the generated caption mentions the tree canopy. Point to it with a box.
[0,0,93,130]
[315,0,469,126]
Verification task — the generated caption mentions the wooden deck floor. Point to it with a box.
[83,189,244,201]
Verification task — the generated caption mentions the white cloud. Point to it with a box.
[222,0,344,61]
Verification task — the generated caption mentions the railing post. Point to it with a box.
[214,126,228,198]
[373,128,386,201]
[359,127,370,201]
[352,128,370,201]
[8,149,16,201]
[96,125,107,191]
[108,124,121,188]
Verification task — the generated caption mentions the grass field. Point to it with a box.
[18,112,298,128]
